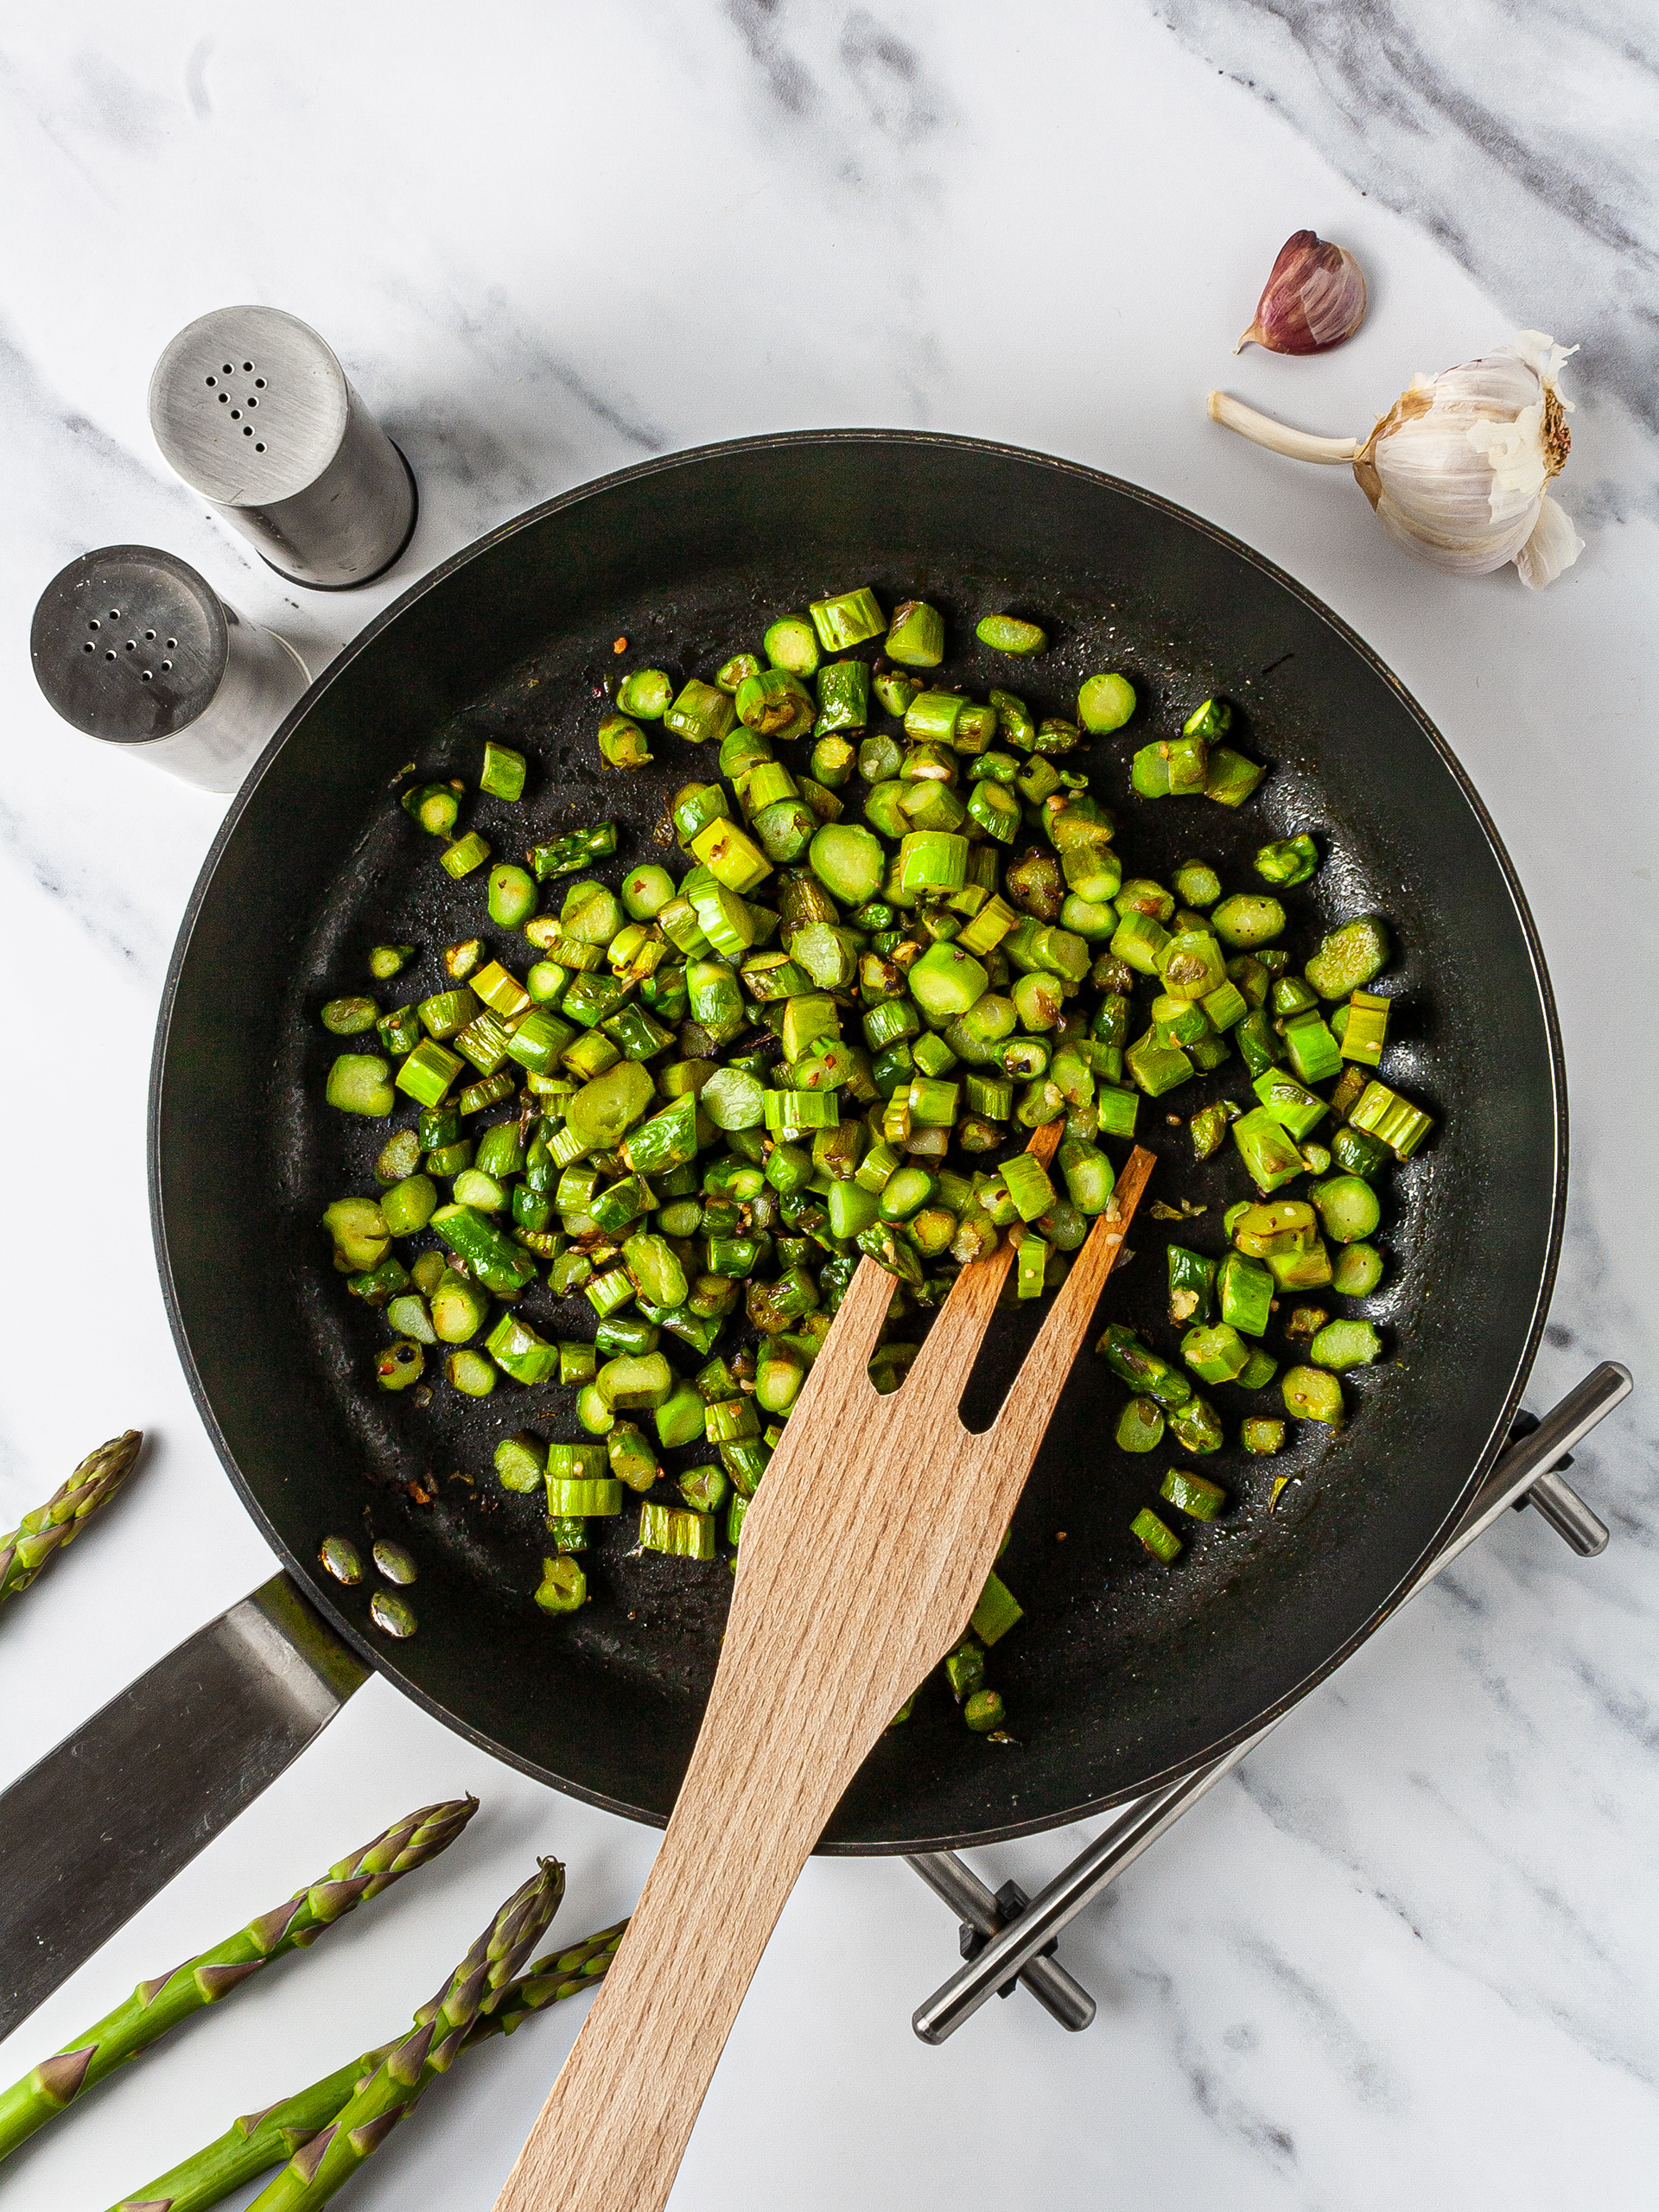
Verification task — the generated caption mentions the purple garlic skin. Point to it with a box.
[1237,230,1368,356]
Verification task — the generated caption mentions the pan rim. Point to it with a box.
[149,426,1568,1853]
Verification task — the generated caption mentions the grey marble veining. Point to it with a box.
[0,4,1654,2208]
[1154,0,1659,472]
[0,790,167,980]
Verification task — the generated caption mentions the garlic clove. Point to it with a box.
[1236,230,1368,356]
[1207,331,1581,588]
[1515,496,1585,590]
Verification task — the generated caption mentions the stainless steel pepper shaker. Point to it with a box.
[30,547,309,794]
[148,306,417,590]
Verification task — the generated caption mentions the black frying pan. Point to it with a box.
[150,429,1565,1856]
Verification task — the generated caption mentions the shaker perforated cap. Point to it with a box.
[31,547,226,741]
[149,306,350,506]
[148,305,416,590]
[31,544,308,792]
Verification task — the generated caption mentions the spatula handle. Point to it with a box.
[491,1603,877,2212]
[493,1151,1158,2209]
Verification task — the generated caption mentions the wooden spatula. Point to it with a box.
[495,1132,1156,2212]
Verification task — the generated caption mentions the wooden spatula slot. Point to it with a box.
[495,1135,1157,2212]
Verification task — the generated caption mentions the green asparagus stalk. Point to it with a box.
[108,2042,398,2212]
[0,1430,143,1607]
[245,1858,568,2212]
[0,1797,477,2163]
[106,1921,626,2212]
[470,1917,626,2039]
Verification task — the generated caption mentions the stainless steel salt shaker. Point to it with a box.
[149,306,417,590]
[30,547,309,794]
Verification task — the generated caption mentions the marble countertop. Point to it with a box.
[2,3,1655,2205]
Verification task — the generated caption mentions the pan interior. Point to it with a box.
[153,434,1561,1851]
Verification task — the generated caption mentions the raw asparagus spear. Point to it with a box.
[245,1858,567,2212]
[106,1922,626,2212]
[0,1796,476,2162]
[0,1430,143,1607]
[108,2042,398,2212]
[474,1918,626,2040]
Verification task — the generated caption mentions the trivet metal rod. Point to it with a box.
[912,1361,1630,2045]
[1515,1465,1608,1556]
[1422,1363,1626,1583]
[908,1851,1096,2031]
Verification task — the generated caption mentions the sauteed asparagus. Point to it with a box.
[315,588,1432,1730]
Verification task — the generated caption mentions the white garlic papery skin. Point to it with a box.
[1206,332,1585,589]
[1355,334,1583,586]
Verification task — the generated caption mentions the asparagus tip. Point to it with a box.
[0,1428,148,1607]
[76,1427,145,1491]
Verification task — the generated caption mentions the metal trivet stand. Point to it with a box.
[906,1361,1630,2044]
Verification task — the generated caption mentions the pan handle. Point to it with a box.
[0,1572,365,2040]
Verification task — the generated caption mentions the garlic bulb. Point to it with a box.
[1207,332,1584,589]
[1236,230,1367,356]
